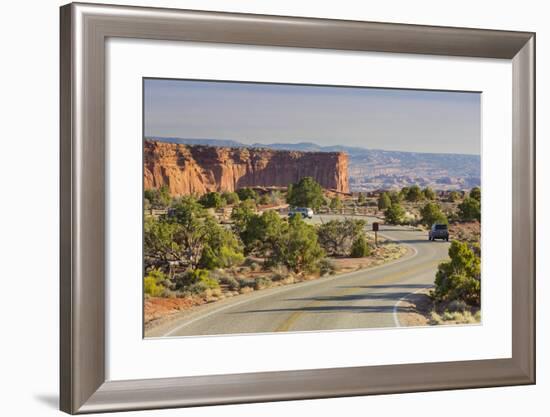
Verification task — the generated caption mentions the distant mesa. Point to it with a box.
[145,137,481,192]
[144,139,349,196]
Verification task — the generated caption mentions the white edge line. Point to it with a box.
[392,286,432,328]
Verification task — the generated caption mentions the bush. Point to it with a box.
[384,204,405,225]
[405,185,423,202]
[329,196,343,211]
[350,234,371,258]
[222,191,240,205]
[254,277,272,290]
[174,269,219,291]
[469,187,481,202]
[317,218,366,256]
[218,275,240,291]
[377,192,392,210]
[423,187,436,200]
[236,187,258,202]
[286,177,325,210]
[432,241,481,305]
[420,202,448,226]
[318,258,336,276]
[458,197,481,221]
[144,276,164,296]
[143,268,167,296]
[237,277,256,289]
[199,191,226,209]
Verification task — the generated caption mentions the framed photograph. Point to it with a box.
[60,2,535,414]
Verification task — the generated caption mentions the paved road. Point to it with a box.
[147,215,450,338]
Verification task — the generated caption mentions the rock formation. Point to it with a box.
[144,140,349,196]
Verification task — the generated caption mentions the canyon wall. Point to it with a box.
[144,140,349,196]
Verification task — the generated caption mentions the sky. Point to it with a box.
[144,78,481,155]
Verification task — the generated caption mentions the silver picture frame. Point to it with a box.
[60,2,535,414]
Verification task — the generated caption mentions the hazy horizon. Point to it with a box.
[144,79,481,156]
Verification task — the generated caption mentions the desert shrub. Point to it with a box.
[329,196,343,211]
[469,186,481,202]
[221,191,240,205]
[405,185,423,202]
[384,203,405,225]
[423,187,436,200]
[187,281,210,295]
[236,187,258,202]
[458,197,481,221]
[144,276,164,296]
[350,234,371,258]
[377,192,392,210]
[174,268,219,291]
[420,202,448,226]
[254,277,272,290]
[218,275,240,291]
[144,185,172,208]
[199,191,226,209]
[143,268,167,296]
[258,193,271,205]
[286,177,325,210]
[318,258,336,276]
[248,261,262,272]
[447,299,468,312]
[237,277,256,289]
[317,218,366,256]
[448,190,461,202]
[432,241,481,305]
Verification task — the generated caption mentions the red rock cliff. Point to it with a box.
[144,140,349,196]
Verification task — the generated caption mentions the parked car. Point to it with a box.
[288,207,314,219]
[429,223,449,241]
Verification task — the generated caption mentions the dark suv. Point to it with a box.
[429,223,449,241]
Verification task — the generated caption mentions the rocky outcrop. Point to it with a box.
[144,140,349,196]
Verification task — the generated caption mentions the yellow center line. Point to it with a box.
[274,259,441,332]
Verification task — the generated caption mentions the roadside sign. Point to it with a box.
[372,222,379,246]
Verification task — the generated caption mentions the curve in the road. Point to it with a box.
[146,217,450,338]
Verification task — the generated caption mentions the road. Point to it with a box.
[146,215,450,338]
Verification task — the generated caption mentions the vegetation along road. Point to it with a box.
[147,215,450,337]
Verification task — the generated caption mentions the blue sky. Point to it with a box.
[144,78,481,155]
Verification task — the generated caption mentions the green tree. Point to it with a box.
[258,193,271,205]
[144,184,172,208]
[469,187,481,202]
[163,197,220,269]
[420,202,448,226]
[236,187,258,202]
[270,215,325,272]
[350,233,371,258]
[384,203,405,225]
[221,191,240,205]
[199,191,226,209]
[357,193,367,205]
[399,187,410,200]
[286,176,325,210]
[317,219,367,256]
[406,185,423,202]
[198,217,244,269]
[377,192,392,210]
[448,190,461,202]
[423,187,436,200]
[329,196,343,211]
[143,216,181,269]
[432,241,481,305]
[458,197,481,221]
[389,191,401,205]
